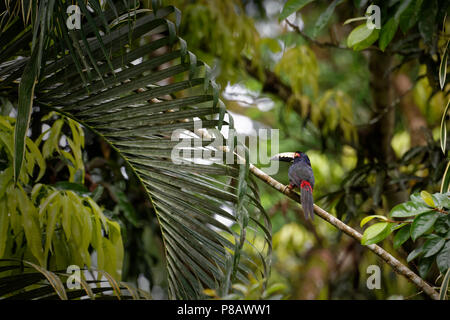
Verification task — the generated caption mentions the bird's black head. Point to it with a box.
[294,151,311,166]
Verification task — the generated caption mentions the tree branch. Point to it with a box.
[248,163,440,300]
[285,20,349,50]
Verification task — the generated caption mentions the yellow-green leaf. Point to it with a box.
[440,99,450,154]
[420,190,435,208]
[0,199,9,257]
[17,187,44,266]
[44,201,60,260]
[361,222,388,245]
[347,24,379,51]
[360,215,388,228]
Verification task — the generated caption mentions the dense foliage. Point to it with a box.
[0,0,449,300]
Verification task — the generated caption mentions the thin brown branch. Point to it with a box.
[285,20,349,50]
[249,163,440,300]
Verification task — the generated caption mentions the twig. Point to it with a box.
[248,163,440,300]
[285,20,349,50]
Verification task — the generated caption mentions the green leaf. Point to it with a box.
[390,201,430,218]
[347,24,380,51]
[14,48,40,182]
[440,41,449,90]
[112,187,140,227]
[398,0,423,33]
[440,161,450,193]
[441,99,450,154]
[16,187,44,266]
[418,0,437,45]
[394,0,413,21]
[361,222,390,245]
[432,192,450,209]
[379,17,399,51]
[407,245,424,262]
[411,211,439,241]
[312,0,344,38]
[423,235,446,258]
[53,181,89,194]
[436,241,450,273]
[60,194,72,241]
[279,0,316,21]
[360,215,388,227]
[91,185,104,202]
[44,202,60,261]
[25,138,46,182]
[435,215,450,236]
[420,190,435,208]
[0,199,9,257]
[393,224,411,249]
[418,256,434,278]
[440,268,450,300]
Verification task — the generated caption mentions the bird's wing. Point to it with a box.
[288,163,315,188]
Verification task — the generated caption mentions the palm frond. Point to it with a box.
[0,2,271,299]
[0,259,148,300]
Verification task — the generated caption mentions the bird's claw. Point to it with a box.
[283,183,294,193]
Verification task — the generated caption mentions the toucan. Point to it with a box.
[271,151,315,220]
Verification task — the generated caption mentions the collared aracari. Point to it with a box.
[271,151,315,220]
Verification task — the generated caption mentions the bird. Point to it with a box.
[271,151,315,220]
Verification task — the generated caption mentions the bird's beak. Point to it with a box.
[270,152,296,162]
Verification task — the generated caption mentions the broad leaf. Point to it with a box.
[390,200,430,218]
[347,24,379,51]
[410,211,439,241]
[423,235,445,258]
[435,215,450,237]
[398,0,423,33]
[393,224,411,249]
[279,0,316,21]
[312,0,344,38]
[437,241,450,273]
[420,190,435,208]
[379,17,399,51]
[360,215,387,227]
[361,222,392,245]
[418,256,434,278]
[407,245,424,262]
[418,0,437,45]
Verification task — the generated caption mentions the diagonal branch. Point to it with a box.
[248,163,440,300]
[285,19,348,50]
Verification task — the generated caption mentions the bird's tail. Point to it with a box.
[300,181,314,220]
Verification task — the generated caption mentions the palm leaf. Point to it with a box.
[1,2,271,299]
[0,259,147,300]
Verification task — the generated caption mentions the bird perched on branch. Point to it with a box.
[271,151,315,220]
